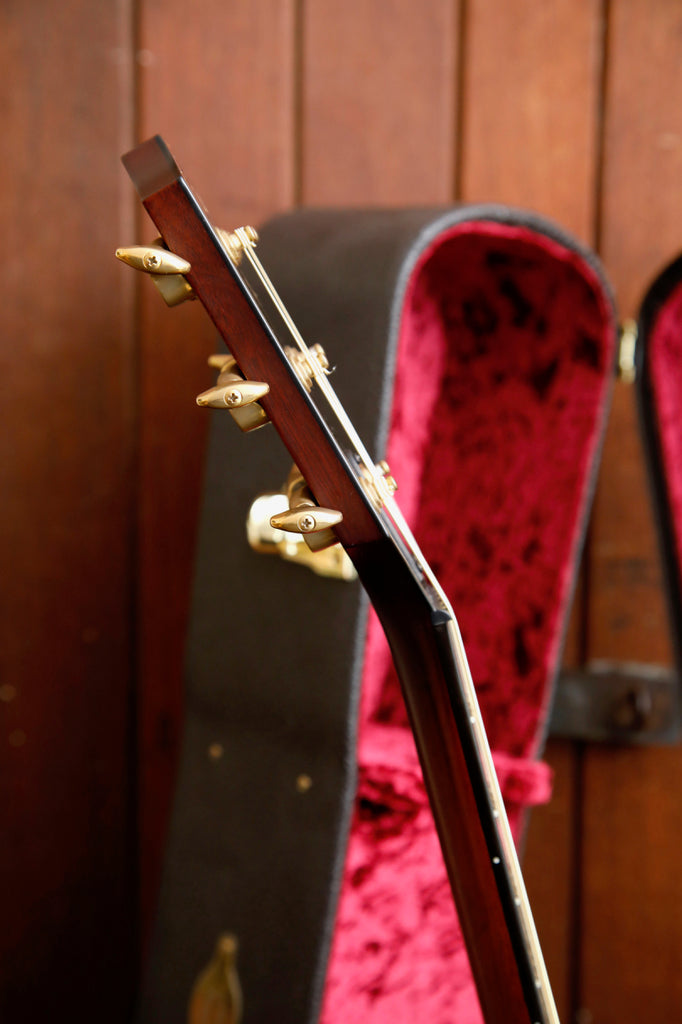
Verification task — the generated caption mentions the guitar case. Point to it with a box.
[136,207,619,1024]
[635,253,682,732]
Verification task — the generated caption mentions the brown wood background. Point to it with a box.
[2,1,682,1021]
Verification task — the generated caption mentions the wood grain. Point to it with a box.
[302,0,460,204]
[135,0,297,945]
[0,1,137,1020]
[598,0,682,317]
[523,740,580,1022]
[461,0,603,241]
[581,1,682,1019]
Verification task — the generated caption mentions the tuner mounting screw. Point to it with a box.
[224,389,243,408]
[142,251,162,270]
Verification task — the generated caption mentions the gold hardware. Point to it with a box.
[188,933,242,1024]
[358,460,398,510]
[196,380,270,410]
[151,273,195,306]
[217,225,259,264]
[270,504,343,536]
[273,464,343,552]
[201,354,270,431]
[618,319,638,383]
[115,239,195,306]
[377,460,398,495]
[247,492,356,580]
[217,229,244,263]
[115,244,191,275]
[296,774,313,793]
[284,343,330,392]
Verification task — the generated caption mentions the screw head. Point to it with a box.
[224,389,243,408]
[298,513,316,532]
[143,251,162,270]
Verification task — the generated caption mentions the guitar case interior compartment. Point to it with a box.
[137,207,617,1024]
[634,253,682,733]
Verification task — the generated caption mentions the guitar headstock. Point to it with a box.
[117,136,419,578]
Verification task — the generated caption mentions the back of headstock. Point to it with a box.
[118,135,386,565]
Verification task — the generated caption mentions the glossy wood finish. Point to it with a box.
[3,3,682,1022]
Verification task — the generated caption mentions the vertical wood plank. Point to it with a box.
[599,0,682,318]
[461,0,603,241]
[582,1,682,1020]
[302,0,460,205]
[459,3,604,1015]
[0,1,137,1020]
[135,0,297,943]
[523,740,580,1020]
[524,581,587,1019]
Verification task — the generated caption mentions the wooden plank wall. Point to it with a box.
[2,1,682,1021]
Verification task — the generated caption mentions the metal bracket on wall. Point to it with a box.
[550,660,680,745]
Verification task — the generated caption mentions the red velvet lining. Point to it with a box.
[321,222,613,1023]
[648,281,682,575]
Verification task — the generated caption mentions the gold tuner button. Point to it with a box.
[269,505,343,535]
[196,380,270,409]
[115,244,191,275]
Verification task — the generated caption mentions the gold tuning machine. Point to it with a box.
[269,504,343,546]
[114,244,190,275]
[216,225,259,264]
[285,343,330,392]
[116,225,258,305]
[267,465,343,553]
[198,355,270,432]
[247,491,355,581]
[115,239,195,306]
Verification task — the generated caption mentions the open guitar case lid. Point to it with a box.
[137,207,682,1024]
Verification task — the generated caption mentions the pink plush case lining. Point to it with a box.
[320,222,615,1024]
[648,282,682,577]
